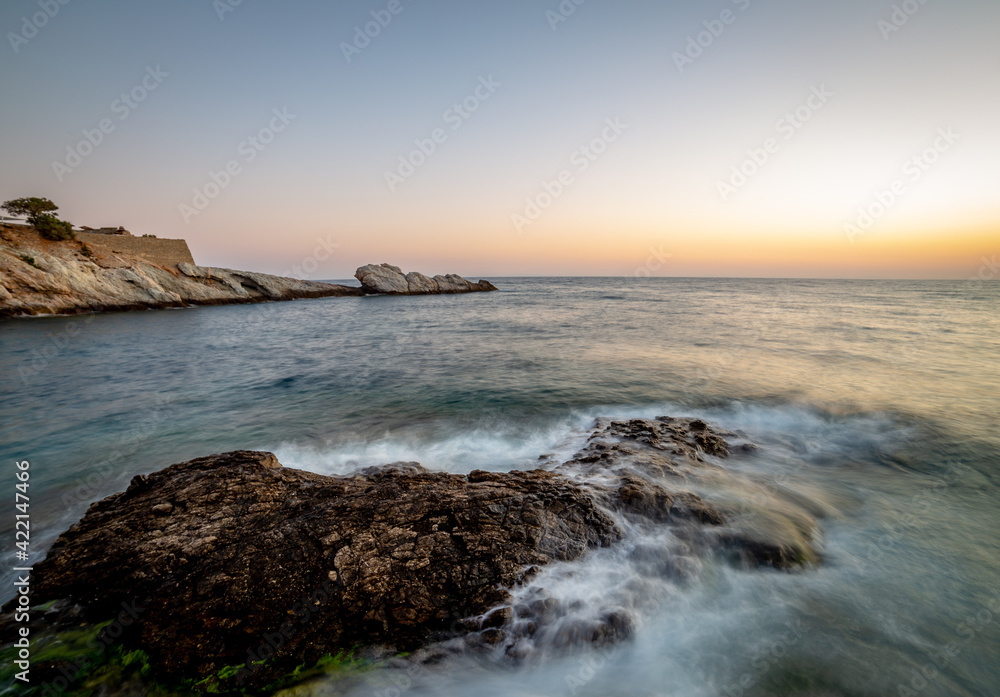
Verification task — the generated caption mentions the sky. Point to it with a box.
[1,0,997,279]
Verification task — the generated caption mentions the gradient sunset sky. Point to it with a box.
[1,0,997,278]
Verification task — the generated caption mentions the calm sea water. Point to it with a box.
[1,278,999,697]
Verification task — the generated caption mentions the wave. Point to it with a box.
[270,399,913,478]
[317,401,950,697]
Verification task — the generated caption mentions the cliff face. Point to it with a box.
[0,225,361,316]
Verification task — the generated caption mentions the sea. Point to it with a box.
[1,277,998,697]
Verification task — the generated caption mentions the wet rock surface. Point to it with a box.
[6,418,822,688]
[460,417,822,659]
[13,453,618,686]
[355,263,498,295]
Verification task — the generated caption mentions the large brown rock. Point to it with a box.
[21,452,619,686]
[9,418,821,689]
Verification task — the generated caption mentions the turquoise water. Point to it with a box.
[1,278,999,696]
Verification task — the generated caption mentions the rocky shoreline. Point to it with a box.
[0,226,496,317]
[2,417,821,694]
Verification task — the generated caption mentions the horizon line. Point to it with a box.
[317,275,995,283]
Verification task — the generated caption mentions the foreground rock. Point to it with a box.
[0,226,361,316]
[18,454,619,687]
[6,418,821,691]
[356,263,498,295]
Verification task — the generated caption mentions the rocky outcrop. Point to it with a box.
[356,263,498,295]
[174,263,357,304]
[20,452,619,687]
[556,417,818,568]
[7,418,821,691]
[0,226,361,316]
[0,227,499,316]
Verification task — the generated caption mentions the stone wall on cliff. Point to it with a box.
[77,233,195,269]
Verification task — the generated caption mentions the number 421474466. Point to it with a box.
[15,461,29,555]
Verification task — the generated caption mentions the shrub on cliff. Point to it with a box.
[34,213,76,241]
[2,197,76,240]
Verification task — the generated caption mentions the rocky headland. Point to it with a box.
[3,417,821,694]
[0,226,496,317]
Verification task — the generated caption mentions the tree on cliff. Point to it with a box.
[3,197,57,220]
[2,197,76,241]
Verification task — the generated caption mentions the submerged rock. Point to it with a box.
[479,417,822,661]
[355,263,498,295]
[560,417,820,569]
[5,418,822,690]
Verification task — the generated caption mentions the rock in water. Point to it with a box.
[434,273,474,292]
[355,263,498,295]
[557,417,820,568]
[404,271,440,294]
[7,418,821,689]
[355,263,410,294]
[21,452,619,686]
